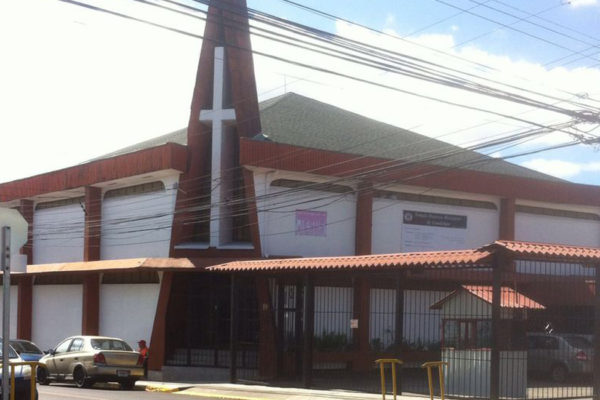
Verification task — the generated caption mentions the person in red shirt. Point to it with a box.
[137,340,149,378]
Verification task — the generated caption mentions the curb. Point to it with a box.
[176,389,269,400]
[145,384,181,393]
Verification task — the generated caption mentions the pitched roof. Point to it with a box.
[92,93,559,181]
[207,240,600,273]
[492,240,600,262]
[207,249,493,272]
[430,285,546,310]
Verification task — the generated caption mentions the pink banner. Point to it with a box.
[295,210,327,236]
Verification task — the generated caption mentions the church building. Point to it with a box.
[0,0,599,391]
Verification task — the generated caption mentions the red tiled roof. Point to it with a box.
[493,240,600,262]
[431,285,545,310]
[207,249,493,272]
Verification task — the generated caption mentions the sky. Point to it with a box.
[1,0,599,185]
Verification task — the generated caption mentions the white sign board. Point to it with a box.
[402,210,467,252]
[0,208,28,271]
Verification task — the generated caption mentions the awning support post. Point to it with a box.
[594,264,600,400]
[302,273,314,388]
[490,253,502,400]
[230,273,238,383]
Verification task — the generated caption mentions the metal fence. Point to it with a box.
[163,252,598,399]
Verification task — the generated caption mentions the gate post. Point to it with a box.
[490,253,503,400]
[276,279,285,376]
[230,274,238,383]
[594,264,600,400]
[302,273,315,388]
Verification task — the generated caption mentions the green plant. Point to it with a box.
[314,331,349,351]
[371,338,384,352]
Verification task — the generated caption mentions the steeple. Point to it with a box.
[170,0,261,254]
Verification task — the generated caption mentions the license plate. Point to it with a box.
[117,370,130,377]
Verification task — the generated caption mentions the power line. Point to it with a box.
[12,0,596,245]
[433,0,600,65]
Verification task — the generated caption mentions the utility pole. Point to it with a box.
[1,226,10,400]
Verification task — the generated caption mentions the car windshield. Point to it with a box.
[10,341,42,354]
[564,335,593,349]
[90,339,132,351]
[0,342,20,359]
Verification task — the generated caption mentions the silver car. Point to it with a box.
[527,333,593,382]
[37,336,144,390]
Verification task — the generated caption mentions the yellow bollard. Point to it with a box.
[375,359,403,400]
[3,362,40,400]
[421,361,448,400]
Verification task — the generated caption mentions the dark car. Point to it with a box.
[0,341,38,400]
[37,336,143,390]
[10,340,44,362]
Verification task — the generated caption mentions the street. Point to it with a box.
[37,384,213,400]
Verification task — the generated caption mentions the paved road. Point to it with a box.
[38,383,214,400]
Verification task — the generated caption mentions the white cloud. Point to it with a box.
[1,0,599,184]
[384,14,396,29]
[568,0,597,7]
[520,159,600,178]
[253,19,599,153]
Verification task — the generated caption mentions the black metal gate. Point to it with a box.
[165,272,259,378]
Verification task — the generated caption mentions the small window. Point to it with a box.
[104,181,165,199]
[55,339,72,354]
[443,319,491,350]
[90,339,132,351]
[69,338,84,352]
[540,337,559,350]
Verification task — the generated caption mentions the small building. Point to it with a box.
[431,286,544,398]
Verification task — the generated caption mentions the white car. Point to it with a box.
[37,336,143,390]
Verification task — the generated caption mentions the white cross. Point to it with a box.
[199,47,236,247]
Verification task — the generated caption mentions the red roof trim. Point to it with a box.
[240,139,600,207]
[492,240,600,262]
[0,143,188,202]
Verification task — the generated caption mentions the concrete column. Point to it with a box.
[499,198,516,241]
[84,186,102,261]
[82,274,100,335]
[355,181,373,255]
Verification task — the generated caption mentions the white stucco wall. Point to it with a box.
[256,178,356,257]
[33,204,84,264]
[515,212,600,247]
[32,284,82,351]
[100,178,178,259]
[0,286,18,339]
[443,349,527,398]
[372,198,499,253]
[369,289,449,350]
[99,283,160,348]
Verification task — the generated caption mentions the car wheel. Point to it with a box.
[73,366,93,388]
[551,364,568,383]
[36,367,50,385]
[120,379,137,390]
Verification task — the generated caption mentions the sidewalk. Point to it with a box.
[138,381,428,400]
